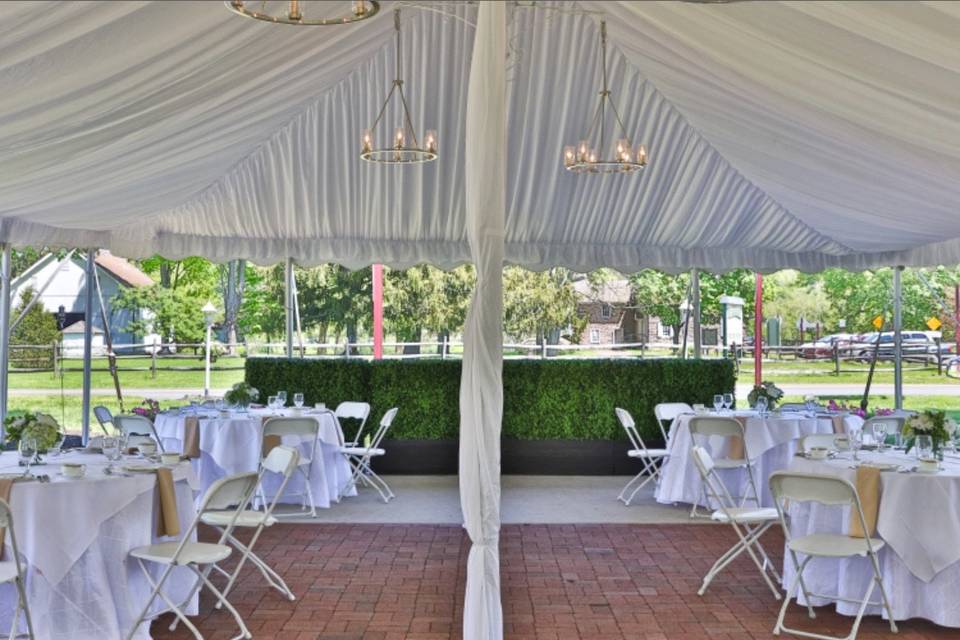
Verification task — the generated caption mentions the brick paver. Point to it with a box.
[151,523,951,639]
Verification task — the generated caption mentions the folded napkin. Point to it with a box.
[831,414,846,434]
[261,434,282,458]
[727,416,748,460]
[0,477,14,560]
[155,467,180,537]
[849,466,881,538]
[182,416,201,459]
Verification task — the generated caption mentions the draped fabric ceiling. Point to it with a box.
[2,1,959,273]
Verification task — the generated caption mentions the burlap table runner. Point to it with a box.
[848,466,880,538]
[155,467,180,537]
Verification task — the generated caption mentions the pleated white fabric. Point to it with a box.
[458,3,505,639]
[1,2,958,271]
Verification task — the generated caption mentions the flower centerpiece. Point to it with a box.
[826,400,893,420]
[224,382,259,409]
[748,381,784,410]
[132,398,161,422]
[903,410,957,459]
[3,412,63,461]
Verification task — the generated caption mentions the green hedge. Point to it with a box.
[246,357,736,442]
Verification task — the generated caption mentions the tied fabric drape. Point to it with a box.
[458,3,506,639]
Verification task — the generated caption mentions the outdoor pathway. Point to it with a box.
[150,523,950,639]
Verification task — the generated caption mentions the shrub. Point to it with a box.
[246,357,735,442]
[10,288,59,369]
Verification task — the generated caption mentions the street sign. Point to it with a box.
[926,317,942,331]
[872,315,884,330]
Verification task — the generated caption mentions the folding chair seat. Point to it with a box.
[127,472,260,640]
[615,408,669,505]
[691,446,782,599]
[340,407,398,503]
[260,417,321,518]
[0,499,35,639]
[769,471,897,640]
[334,401,371,447]
[688,415,760,517]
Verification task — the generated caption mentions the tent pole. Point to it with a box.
[372,264,384,360]
[893,266,904,410]
[292,270,304,357]
[0,244,11,434]
[754,273,763,387]
[691,269,701,359]
[955,284,959,356]
[81,250,96,445]
[284,258,294,358]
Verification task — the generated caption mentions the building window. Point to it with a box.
[600,304,612,319]
[590,329,600,344]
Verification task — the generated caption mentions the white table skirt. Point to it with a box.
[0,452,198,639]
[155,409,355,508]
[655,412,862,508]
[781,451,960,627]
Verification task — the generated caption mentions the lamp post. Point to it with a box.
[202,302,217,399]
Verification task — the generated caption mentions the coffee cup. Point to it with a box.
[61,463,85,478]
[138,441,158,456]
[807,446,829,460]
[161,452,181,465]
[315,403,326,411]
[918,458,939,473]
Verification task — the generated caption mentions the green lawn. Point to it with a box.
[739,358,956,384]
[8,395,185,434]
[9,357,246,390]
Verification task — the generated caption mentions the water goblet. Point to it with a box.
[102,436,119,472]
[872,422,888,453]
[294,393,305,409]
[755,396,768,417]
[849,429,863,461]
[804,397,817,417]
[277,391,287,407]
[267,395,278,411]
[713,394,723,413]
[18,437,37,475]
[722,393,734,413]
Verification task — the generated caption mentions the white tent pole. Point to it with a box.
[284,258,294,358]
[0,244,11,433]
[893,266,904,410]
[691,269,701,359]
[81,250,96,445]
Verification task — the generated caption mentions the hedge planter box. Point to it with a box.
[371,438,662,476]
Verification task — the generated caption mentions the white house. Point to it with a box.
[11,251,156,349]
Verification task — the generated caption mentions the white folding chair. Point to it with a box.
[127,471,259,640]
[653,402,692,445]
[769,471,897,640]
[200,447,301,605]
[340,407,397,503]
[260,417,321,518]
[334,401,371,447]
[615,408,669,505]
[0,498,35,639]
[690,446,782,599]
[113,414,165,452]
[688,416,761,518]
[862,415,907,446]
[93,406,114,436]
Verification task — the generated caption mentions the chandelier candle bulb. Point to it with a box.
[288,0,301,21]
[352,0,368,17]
[425,130,438,154]
[563,146,576,167]
[394,127,405,149]
[361,129,373,154]
[637,144,647,165]
[577,141,589,162]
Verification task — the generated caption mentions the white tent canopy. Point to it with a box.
[1,1,958,272]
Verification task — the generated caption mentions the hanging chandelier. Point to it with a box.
[361,8,437,165]
[225,1,379,26]
[563,20,647,174]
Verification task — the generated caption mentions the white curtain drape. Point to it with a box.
[458,3,505,639]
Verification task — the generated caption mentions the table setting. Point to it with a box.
[154,388,355,509]
[0,442,199,640]
[656,395,863,508]
[782,412,960,627]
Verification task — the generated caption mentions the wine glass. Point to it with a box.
[871,421,888,453]
[722,393,734,413]
[267,395,278,410]
[755,396,768,417]
[215,398,224,412]
[293,393,305,409]
[713,394,723,413]
[102,436,119,472]
[18,436,37,475]
[849,429,863,461]
[277,391,287,407]
[804,397,817,416]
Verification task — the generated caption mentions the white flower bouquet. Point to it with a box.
[4,412,63,451]
[903,409,956,457]
[224,382,259,408]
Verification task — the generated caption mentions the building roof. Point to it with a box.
[61,320,103,335]
[93,251,153,288]
[573,279,633,305]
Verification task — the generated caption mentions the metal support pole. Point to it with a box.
[691,269,701,359]
[284,258,294,358]
[203,319,213,398]
[372,264,384,360]
[955,284,959,355]
[754,273,763,387]
[81,250,96,445]
[893,266,904,410]
[0,245,11,433]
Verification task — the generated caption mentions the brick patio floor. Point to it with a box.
[151,523,951,639]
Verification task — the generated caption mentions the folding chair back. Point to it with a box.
[689,416,743,438]
[261,444,301,477]
[769,471,859,508]
[368,408,398,449]
[113,414,164,450]
[690,446,736,509]
[862,415,907,437]
[801,433,844,452]
[93,406,114,434]
[653,402,692,442]
[169,472,260,563]
[335,401,371,445]
[615,408,653,453]
[263,417,320,439]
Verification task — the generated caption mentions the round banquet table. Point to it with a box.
[783,450,960,628]
[656,411,863,508]
[0,450,198,640]
[154,407,355,509]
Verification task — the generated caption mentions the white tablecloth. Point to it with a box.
[656,411,862,508]
[782,451,960,627]
[0,451,199,639]
[155,408,355,508]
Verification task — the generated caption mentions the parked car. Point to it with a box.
[799,333,855,359]
[852,331,946,363]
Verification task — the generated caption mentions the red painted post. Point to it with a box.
[754,273,763,387]
[372,264,384,360]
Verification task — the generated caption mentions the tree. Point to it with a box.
[764,271,833,342]
[503,267,582,344]
[219,259,247,352]
[383,265,474,353]
[112,284,206,346]
[629,270,689,343]
[10,288,60,369]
